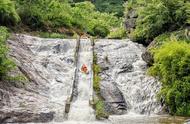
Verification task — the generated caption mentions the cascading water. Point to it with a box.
[7,35,78,122]
[67,39,95,121]
[94,39,162,116]
[5,35,190,124]
[7,35,108,123]
[62,39,110,124]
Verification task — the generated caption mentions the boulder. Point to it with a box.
[125,9,137,33]
[141,40,157,66]
[0,111,54,123]
[141,50,153,66]
[101,81,128,115]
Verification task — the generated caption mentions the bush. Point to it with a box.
[149,41,190,115]
[108,26,127,39]
[92,25,110,37]
[93,54,101,94]
[94,99,109,119]
[151,29,190,49]
[0,0,20,26]
[0,26,16,80]
[93,0,126,17]
[72,0,126,17]
[17,0,72,29]
[39,32,67,39]
[16,1,121,37]
[93,53,109,119]
[126,0,190,42]
[71,2,121,37]
[93,64,101,94]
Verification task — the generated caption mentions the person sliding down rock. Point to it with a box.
[81,64,89,74]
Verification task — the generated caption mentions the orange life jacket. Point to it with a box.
[81,64,88,73]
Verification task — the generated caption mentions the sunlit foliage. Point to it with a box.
[149,40,190,116]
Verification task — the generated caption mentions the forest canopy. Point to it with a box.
[0,0,124,38]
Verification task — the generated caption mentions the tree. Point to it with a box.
[0,0,20,26]
[0,26,15,79]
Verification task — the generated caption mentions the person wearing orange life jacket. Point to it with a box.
[81,64,89,74]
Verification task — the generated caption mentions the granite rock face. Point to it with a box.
[0,34,77,123]
[141,50,154,66]
[141,40,157,66]
[95,39,162,115]
[125,9,137,33]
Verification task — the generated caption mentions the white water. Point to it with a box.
[8,36,190,124]
[68,39,95,121]
[95,39,162,115]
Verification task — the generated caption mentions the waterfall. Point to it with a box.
[68,39,95,121]
[7,34,78,122]
[7,35,186,124]
[94,39,162,115]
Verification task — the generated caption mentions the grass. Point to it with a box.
[107,27,127,39]
[148,29,190,52]
[93,53,109,119]
[39,32,67,39]
[94,99,109,119]
[93,64,101,93]
[15,31,79,39]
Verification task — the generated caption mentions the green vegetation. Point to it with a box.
[125,0,190,43]
[148,29,190,116]
[0,2,27,84]
[108,26,127,39]
[0,0,190,117]
[14,0,122,38]
[149,41,190,116]
[125,0,190,116]
[0,0,20,26]
[73,0,126,17]
[16,0,73,29]
[1,0,126,38]
[93,53,108,119]
[72,2,121,37]
[124,0,190,116]
[93,0,126,17]
[39,32,67,39]
[93,53,101,94]
[0,26,26,85]
[93,64,101,93]
[0,26,16,80]
[151,29,190,49]
[94,99,109,119]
